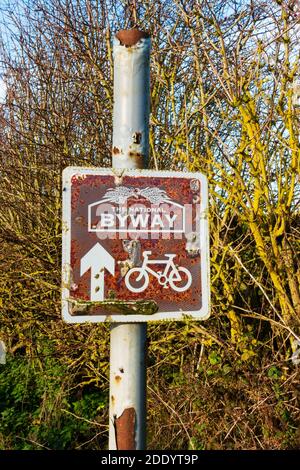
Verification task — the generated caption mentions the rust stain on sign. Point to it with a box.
[115,407,136,450]
[71,175,201,311]
[69,174,202,312]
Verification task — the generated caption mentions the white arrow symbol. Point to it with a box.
[80,243,115,301]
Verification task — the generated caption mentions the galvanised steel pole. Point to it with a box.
[109,29,150,450]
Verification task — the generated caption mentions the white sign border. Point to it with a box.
[62,167,210,323]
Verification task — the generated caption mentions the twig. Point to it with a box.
[15,435,51,450]
[61,409,108,428]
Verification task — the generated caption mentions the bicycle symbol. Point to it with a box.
[125,251,192,293]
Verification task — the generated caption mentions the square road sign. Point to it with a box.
[62,168,210,322]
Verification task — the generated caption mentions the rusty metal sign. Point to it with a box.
[62,167,210,322]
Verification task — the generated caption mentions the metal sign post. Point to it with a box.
[61,29,210,451]
[109,29,150,451]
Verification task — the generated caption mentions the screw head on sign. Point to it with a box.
[190,179,200,192]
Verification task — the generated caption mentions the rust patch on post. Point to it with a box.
[127,152,144,167]
[132,132,142,144]
[112,146,120,155]
[115,375,122,383]
[116,29,149,47]
[129,151,142,158]
[115,408,136,450]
